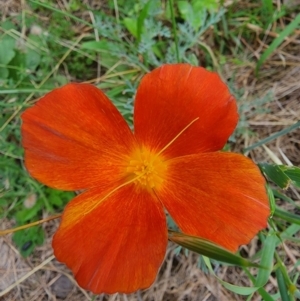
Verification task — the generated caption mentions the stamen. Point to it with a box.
[126,117,199,190]
[0,214,62,236]
[156,117,199,157]
[84,174,144,215]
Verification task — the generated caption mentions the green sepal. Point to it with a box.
[168,230,262,268]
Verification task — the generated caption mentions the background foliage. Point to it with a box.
[1,0,300,300]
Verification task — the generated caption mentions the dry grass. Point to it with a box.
[0,227,237,301]
[1,0,300,300]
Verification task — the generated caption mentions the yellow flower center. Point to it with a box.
[126,148,167,191]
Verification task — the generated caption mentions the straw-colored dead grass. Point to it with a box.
[0,223,236,301]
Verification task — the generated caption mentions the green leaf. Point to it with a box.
[26,48,41,71]
[136,0,152,42]
[280,166,300,188]
[25,35,41,70]
[260,164,290,189]
[260,164,300,189]
[46,189,74,209]
[178,1,204,31]
[123,17,138,37]
[168,230,260,268]
[81,40,117,52]
[0,67,9,79]
[81,41,120,68]
[15,201,43,223]
[178,1,193,21]
[12,226,44,257]
[0,35,16,65]
[191,0,218,11]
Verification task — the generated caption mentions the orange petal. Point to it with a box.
[134,64,238,157]
[158,152,270,252]
[52,184,167,294]
[22,83,135,190]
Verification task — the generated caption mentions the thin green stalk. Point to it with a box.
[256,13,300,74]
[244,121,300,152]
[274,207,300,225]
[169,0,180,63]
[275,252,298,300]
[243,268,274,301]
[276,268,291,301]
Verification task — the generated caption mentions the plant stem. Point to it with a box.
[169,0,180,63]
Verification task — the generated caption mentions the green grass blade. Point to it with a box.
[276,268,291,301]
[267,184,276,215]
[273,190,300,208]
[217,279,260,295]
[244,121,300,152]
[243,266,276,301]
[274,207,300,225]
[204,257,261,296]
[255,232,276,287]
[256,13,300,73]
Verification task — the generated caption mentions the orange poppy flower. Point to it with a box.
[21,64,270,294]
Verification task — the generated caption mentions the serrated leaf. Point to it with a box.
[168,230,260,268]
